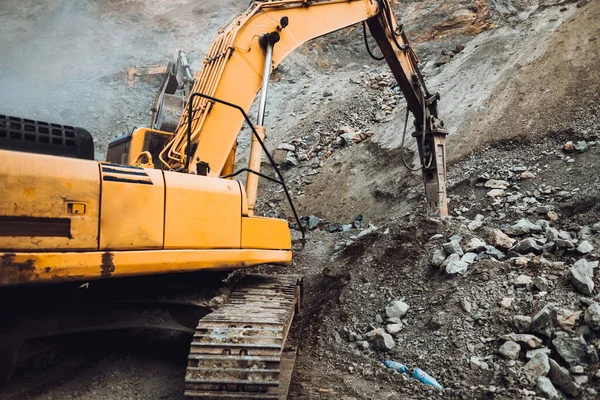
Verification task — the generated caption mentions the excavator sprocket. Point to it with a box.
[185,274,302,400]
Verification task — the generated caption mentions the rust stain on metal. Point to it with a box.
[101,252,115,278]
[1,253,36,272]
[1,253,38,284]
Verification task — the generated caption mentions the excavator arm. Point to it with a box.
[157,0,448,217]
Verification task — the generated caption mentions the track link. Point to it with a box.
[185,274,302,400]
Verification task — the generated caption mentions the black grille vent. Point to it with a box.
[0,114,95,160]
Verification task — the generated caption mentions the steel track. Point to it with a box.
[184,274,302,400]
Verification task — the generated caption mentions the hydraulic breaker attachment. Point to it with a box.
[416,129,448,218]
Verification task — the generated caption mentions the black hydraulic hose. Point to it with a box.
[185,92,306,242]
[400,106,421,172]
[363,22,385,61]
[380,0,408,52]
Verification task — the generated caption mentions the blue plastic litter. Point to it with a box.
[382,360,409,374]
[412,368,443,390]
[383,361,442,390]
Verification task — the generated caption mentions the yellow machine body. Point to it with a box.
[0,0,449,288]
[0,148,291,286]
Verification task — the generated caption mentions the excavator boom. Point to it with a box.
[156,0,448,216]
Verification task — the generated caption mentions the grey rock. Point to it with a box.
[357,340,370,351]
[543,242,556,252]
[510,238,542,255]
[514,315,532,333]
[533,276,550,291]
[504,219,542,236]
[385,323,403,334]
[514,274,534,287]
[446,259,469,274]
[448,234,462,242]
[461,252,477,264]
[442,253,460,268]
[573,375,588,385]
[546,227,560,242]
[470,356,489,370]
[536,205,552,214]
[385,300,409,319]
[570,365,585,374]
[584,302,600,331]
[555,238,575,249]
[574,140,589,153]
[322,89,333,97]
[484,245,506,260]
[499,341,521,360]
[364,328,395,351]
[552,334,588,367]
[579,226,593,240]
[431,248,447,267]
[308,215,323,230]
[525,352,550,382]
[577,240,594,254]
[532,304,557,337]
[527,348,552,359]
[569,259,597,295]
[468,214,484,230]
[284,152,298,166]
[327,223,343,233]
[501,333,543,349]
[548,358,580,397]
[375,314,383,324]
[387,317,402,324]
[464,237,487,253]
[277,143,296,152]
[536,376,560,400]
[442,240,464,256]
[429,233,444,241]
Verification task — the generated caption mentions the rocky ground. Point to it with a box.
[1,0,600,399]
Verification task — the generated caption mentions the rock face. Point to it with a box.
[569,259,597,295]
[364,328,395,351]
[547,358,580,397]
[552,334,588,367]
[385,300,409,319]
[584,302,600,331]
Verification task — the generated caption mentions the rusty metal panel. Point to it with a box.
[0,149,100,251]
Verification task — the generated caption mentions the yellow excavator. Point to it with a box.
[0,0,448,398]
